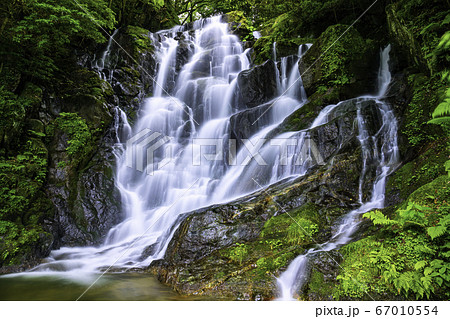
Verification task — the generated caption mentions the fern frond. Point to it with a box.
[438,31,450,50]
[363,210,397,225]
[428,117,450,125]
[432,99,450,118]
[415,260,428,270]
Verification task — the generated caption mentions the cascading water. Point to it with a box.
[5,17,398,303]
[93,29,119,81]
[15,16,310,278]
[276,45,399,300]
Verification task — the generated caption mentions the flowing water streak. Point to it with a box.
[276,45,398,300]
[93,29,119,81]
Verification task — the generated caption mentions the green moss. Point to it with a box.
[307,269,336,300]
[126,25,154,56]
[387,138,449,203]
[213,203,322,284]
[301,24,374,96]
[407,174,450,205]
[402,74,446,148]
[261,202,321,241]
[281,88,341,132]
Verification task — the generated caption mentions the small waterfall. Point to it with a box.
[93,29,119,80]
[276,45,399,300]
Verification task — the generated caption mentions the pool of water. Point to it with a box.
[0,273,201,301]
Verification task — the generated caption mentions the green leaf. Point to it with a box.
[363,210,397,225]
[424,267,433,276]
[415,260,428,270]
[427,225,447,239]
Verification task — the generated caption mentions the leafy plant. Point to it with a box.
[228,243,248,265]
[53,112,94,166]
[286,217,318,245]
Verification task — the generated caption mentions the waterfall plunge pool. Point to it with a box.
[0,273,217,301]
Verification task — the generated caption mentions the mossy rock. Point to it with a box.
[59,69,114,129]
[386,0,450,74]
[386,139,449,207]
[224,11,255,42]
[299,24,377,99]
[126,25,154,57]
[278,87,342,132]
[305,268,337,301]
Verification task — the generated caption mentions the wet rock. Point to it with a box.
[229,102,272,149]
[149,96,393,299]
[175,38,195,73]
[46,127,122,247]
[237,60,278,108]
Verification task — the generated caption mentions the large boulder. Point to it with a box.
[237,60,278,108]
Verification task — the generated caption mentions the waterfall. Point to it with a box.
[276,45,399,300]
[93,29,119,81]
[9,17,397,303]
[18,16,310,276]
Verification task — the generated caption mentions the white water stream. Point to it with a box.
[276,45,399,300]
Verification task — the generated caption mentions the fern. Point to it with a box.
[438,31,450,50]
[415,260,428,270]
[427,214,450,239]
[363,210,397,225]
[431,97,450,118]
[428,31,450,131]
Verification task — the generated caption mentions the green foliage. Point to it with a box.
[1,0,115,82]
[0,220,41,264]
[336,176,450,300]
[403,74,445,147]
[0,87,29,155]
[127,25,154,56]
[0,135,50,266]
[228,243,248,265]
[428,31,450,177]
[255,252,293,277]
[394,0,450,74]
[286,217,318,245]
[53,112,94,166]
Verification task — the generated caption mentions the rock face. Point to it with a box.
[45,129,122,246]
[237,60,278,108]
[44,28,157,247]
[229,102,272,149]
[149,98,387,299]
[299,25,377,99]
